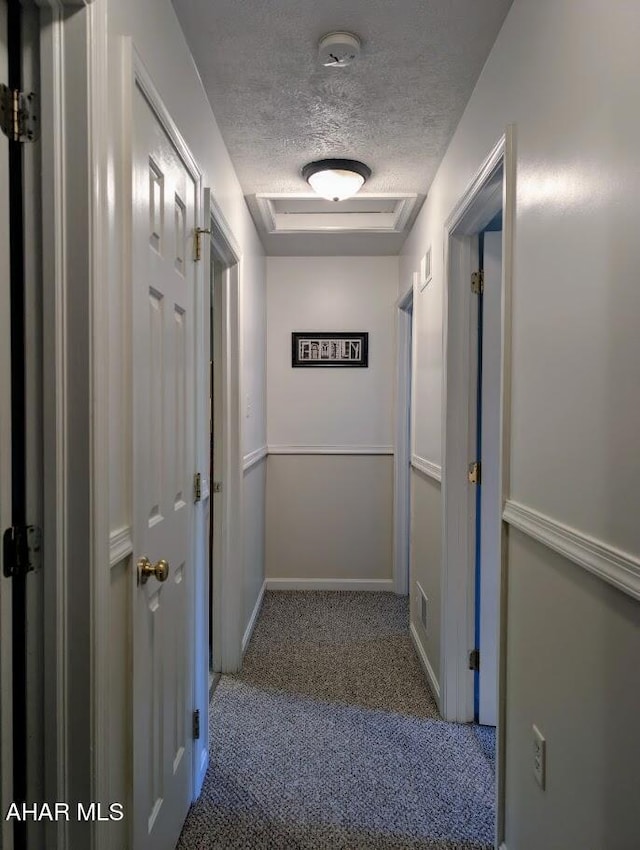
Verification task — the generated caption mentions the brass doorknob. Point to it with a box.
[137,556,170,585]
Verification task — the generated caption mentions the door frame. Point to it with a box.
[393,283,414,596]
[440,128,515,847]
[191,190,244,797]
[39,2,111,848]
[0,3,14,845]
[203,191,244,675]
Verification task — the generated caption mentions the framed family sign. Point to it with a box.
[291,332,369,368]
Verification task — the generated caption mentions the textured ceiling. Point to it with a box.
[173,0,514,254]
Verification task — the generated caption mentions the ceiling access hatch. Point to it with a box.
[254,193,418,235]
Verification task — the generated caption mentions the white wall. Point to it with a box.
[402,0,640,845]
[267,256,398,450]
[266,256,398,584]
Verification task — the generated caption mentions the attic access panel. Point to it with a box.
[292,332,368,368]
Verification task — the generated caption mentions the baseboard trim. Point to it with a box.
[243,445,268,472]
[411,454,442,483]
[503,500,640,602]
[242,580,266,654]
[268,444,394,456]
[499,843,508,850]
[265,578,395,592]
[410,623,441,708]
[109,526,133,568]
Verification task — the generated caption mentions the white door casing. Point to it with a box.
[203,191,244,675]
[478,230,502,727]
[0,3,14,847]
[393,283,414,596]
[131,62,200,850]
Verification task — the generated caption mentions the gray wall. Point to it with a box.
[504,530,640,850]
[266,455,393,583]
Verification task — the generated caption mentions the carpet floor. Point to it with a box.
[177,591,495,850]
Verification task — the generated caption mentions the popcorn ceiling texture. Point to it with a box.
[173,0,514,199]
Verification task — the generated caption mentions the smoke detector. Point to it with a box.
[318,32,361,68]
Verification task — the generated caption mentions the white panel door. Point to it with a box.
[132,83,196,850]
[478,230,502,727]
[0,3,14,847]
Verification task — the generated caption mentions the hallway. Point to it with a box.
[177,592,495,849]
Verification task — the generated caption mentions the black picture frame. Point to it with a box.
[291,332,369,368]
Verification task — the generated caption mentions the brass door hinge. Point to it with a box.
[469,649,480,672]
[3,526,42,578]
[468,461,481,485]
[0,85,39,143]
[193,227,211,262]
[471,270,484,295]
[193,472,202,502]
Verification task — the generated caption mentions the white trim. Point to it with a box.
[441,131,509,725]
[499,844,508,850]
[88,5,111,838]
[243,445,268,472]
[39,5,70,846]
[133,51,201,182]
[396,284,414,311]
[411,455,442,483]
[268,444,393,456]
[255,192,417,235]
[204,190,244,678]
[109,526,134,567]
[242,581,266,654]
[410,623,441,709]
[439,130,515,850]
[393,288,413,596]
[504,500,640,602]
[266,578,394,592]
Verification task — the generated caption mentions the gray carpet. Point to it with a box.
[178,591,495,849]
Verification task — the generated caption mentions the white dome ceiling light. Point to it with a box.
[302,159,372,202]
[318,32,361,68]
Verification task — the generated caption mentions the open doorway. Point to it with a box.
[472,220,502,727]
[440,130,515,845]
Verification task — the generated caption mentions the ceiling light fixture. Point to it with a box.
[302,159,372,202]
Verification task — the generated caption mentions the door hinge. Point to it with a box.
[0,85,39,143]
[468,461,481,485]
[469,649,480,672]
[471,270,484,295]
[192,709,200,740]
[193,472,202,502]
[193,227,211,262]
[3,526,42,578]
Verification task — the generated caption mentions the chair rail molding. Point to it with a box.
[411,454,442,483]
[243,445,268,472]
[268,444,394,455]
[503,500,640,602]
[109,526,133,568]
